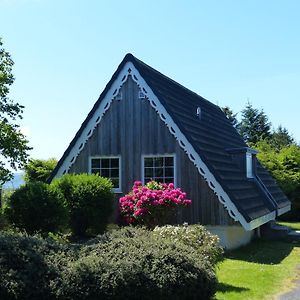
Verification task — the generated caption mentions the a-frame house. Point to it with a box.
[49,54,290,249]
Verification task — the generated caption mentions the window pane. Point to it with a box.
[154,157,163,167]
[91,169,100,174]
[111,158,119,168]
[165,177,174,183]
[165,167,174,177]
[111,168,119,177]
[101,159,109,168]
[101,169,109,177]
[91,159,100,169]
[145,168,153,178]
[165,157,174,167]
[144,158,153,167]
[154,168,163,177]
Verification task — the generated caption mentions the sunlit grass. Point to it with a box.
[277,222,300,231]
[215,236,300,300]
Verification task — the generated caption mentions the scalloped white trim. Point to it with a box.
[54,61,276,231]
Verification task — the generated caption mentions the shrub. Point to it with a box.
[5,182,68,234]
[0,231,74,300]
[51,174,114,236]
[119,181,192,227]
[55,227,217,300]
[24,158,57,183]
[153,224,223,265]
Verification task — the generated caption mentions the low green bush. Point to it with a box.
[153,224,223,265]
[5,182,68,234]
[55,227,217,300]
[51,174,114,236]
[0,231,75,300]
[0,227,219,300]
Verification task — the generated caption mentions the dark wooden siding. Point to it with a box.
[69,76,236,225]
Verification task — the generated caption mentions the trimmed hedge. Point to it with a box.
[5,182,68,234]
[51,174,114,236]
[0,226,220,300]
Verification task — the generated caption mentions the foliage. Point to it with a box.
[24,158,57,183]
[255,141,300,220]
[238,102,271,145]
[0,38,31,184]
[222,106,238,128]
[0,231,75,300]
[119,181,192,228]
[5,182,68,234]
[0,227,219,300]
[51,174,114,236]
[55,226,217,300]
[270,125,295,152]
[153,224,223,265]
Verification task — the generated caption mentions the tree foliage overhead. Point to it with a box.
[24,158,57,183]
[270,125,295,151]
[0,38,31,184]
[238,102,272,145]
[255,140,300,220]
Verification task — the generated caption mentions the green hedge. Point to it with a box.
[0,227,219,300]
[5,182,68,234]
[51,174,114,236]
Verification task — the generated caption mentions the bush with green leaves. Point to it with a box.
[5,182,68,234]
[0,231,75,300]
[55,226,217,300]
[0,227,219,300]
[153,224,223,265]
[24,158,57,183]
[51,174,114,236]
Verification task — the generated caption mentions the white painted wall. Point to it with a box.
[205,225,254,250]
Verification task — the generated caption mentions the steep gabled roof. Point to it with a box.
[49,53,291,230]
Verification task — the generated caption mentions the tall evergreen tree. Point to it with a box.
[270,125,295,151]
[238,102,271,145]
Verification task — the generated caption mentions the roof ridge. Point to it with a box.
[128,54,221,109]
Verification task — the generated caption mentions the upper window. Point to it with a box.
[143,155,175,184]
[90,157,121,192]
[246,152,253,178]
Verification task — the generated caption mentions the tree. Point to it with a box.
[222,106,238,128]
[270,125,295,151]
[255,141,300,221]
[0,38,31,184]
[238,102,271,145]
[24,158,57,183]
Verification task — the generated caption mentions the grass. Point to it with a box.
[215,236,300,300]
[277,221,300,231]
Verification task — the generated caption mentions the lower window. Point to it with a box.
[143,155,175,184]
[90,157,121,192]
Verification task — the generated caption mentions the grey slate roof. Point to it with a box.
[49,53,290,224]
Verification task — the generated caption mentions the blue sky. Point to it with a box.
[0,0,299,160]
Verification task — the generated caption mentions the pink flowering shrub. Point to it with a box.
[119,181,192,228]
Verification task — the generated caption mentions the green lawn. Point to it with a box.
[277,222,300,231]
[215,236,300,300]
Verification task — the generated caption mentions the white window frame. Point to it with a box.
[141,154,176,186]
[246,152,253,178]
[89,155,122,193]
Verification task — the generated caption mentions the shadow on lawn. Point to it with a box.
[225,239,300,265]
[217,282,250,293]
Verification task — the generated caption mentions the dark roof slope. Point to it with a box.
[129,54,290,222]
[50,53,290,224]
